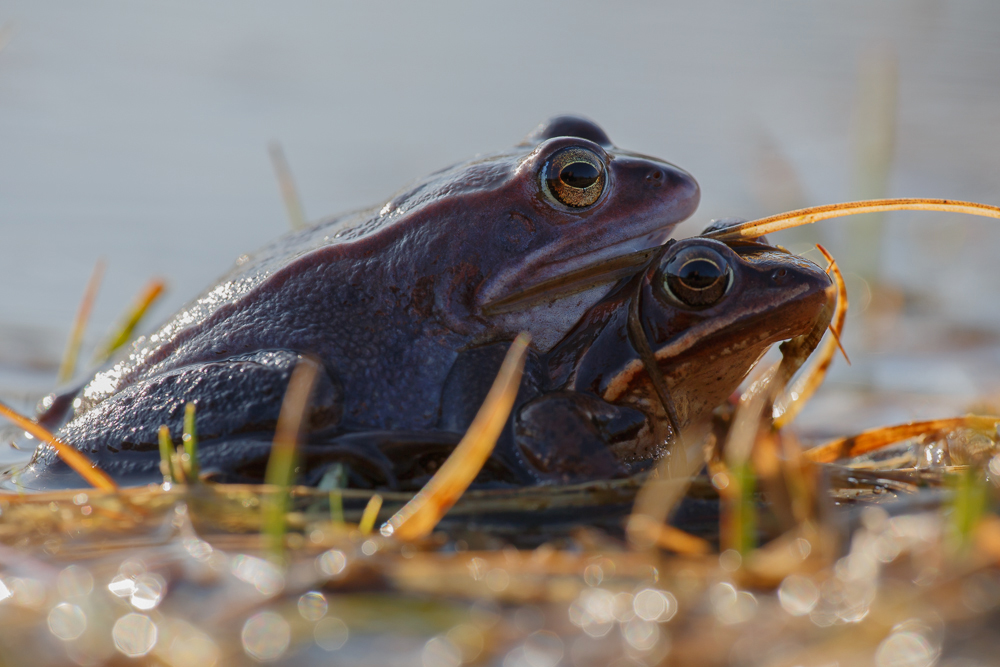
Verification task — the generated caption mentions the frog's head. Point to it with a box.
[381,115,699,350]
[479,116,699,348]
[579,238,834,460]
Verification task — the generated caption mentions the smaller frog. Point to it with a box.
[437,236,835,486]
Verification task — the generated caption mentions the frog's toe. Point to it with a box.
[514,392,631,484]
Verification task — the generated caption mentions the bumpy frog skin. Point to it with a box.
[22,116,702,489]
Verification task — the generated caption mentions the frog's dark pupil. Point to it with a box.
[559,162,600,189]
[662,248,731,308]
[677,259,723,289]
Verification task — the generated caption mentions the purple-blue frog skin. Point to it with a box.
[22,116,711,489]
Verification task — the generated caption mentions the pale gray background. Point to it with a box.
[2,1,999,427]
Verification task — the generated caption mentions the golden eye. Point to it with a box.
[542,147,607,208]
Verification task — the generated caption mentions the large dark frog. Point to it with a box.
[20,116,702,489]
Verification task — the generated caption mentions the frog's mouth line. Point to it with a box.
[481,245,661,316]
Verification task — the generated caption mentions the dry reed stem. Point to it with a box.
[805,415,1000,463]
[0,401,117,491]
[94,278,165,363]
[773,245,849,429]
[58,259,105,384]
[268,141,307,230]
[263,359,319,488]
[383,333,529,541]
[703,198,1000,241]
[628,434,711,550]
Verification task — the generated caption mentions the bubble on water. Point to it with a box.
[298,591,328,621]
[778,574,820,616]
[422,635,462,667]
[57,566,94,600]
[242,611,290,662]
[317,549,347,577]
[113,613,158,657]
[48,602,87,641]
[314,616,349,651]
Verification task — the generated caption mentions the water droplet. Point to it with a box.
[242,611,290,661]
[317,549,347,577]
[583,563,603,587]
[113,613,158,657]
[778,574,820,616]
[622,617,659,652]
[48,602,87,641]
[875,630,937,667]
[107,575,135,598]
[298,591,328,621]
[130,573,165,610]
[231,555,284,596]
[633,589,676,622]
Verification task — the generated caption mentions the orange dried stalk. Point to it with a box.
[0,401,117,491]
[383,333,530,541]
[773,244,849,429]
[703,198,1000,241]
[804,415,1000,463]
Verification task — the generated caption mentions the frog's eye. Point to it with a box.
[542,147,607,208]
[660,246,732,308]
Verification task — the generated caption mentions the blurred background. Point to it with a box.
[1,0,999,439]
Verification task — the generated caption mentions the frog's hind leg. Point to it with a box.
[22,349,343,489]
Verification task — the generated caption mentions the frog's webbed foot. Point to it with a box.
[514,392,644,484]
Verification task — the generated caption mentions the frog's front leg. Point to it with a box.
[514,392,643,483]
[26,350,343,487]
